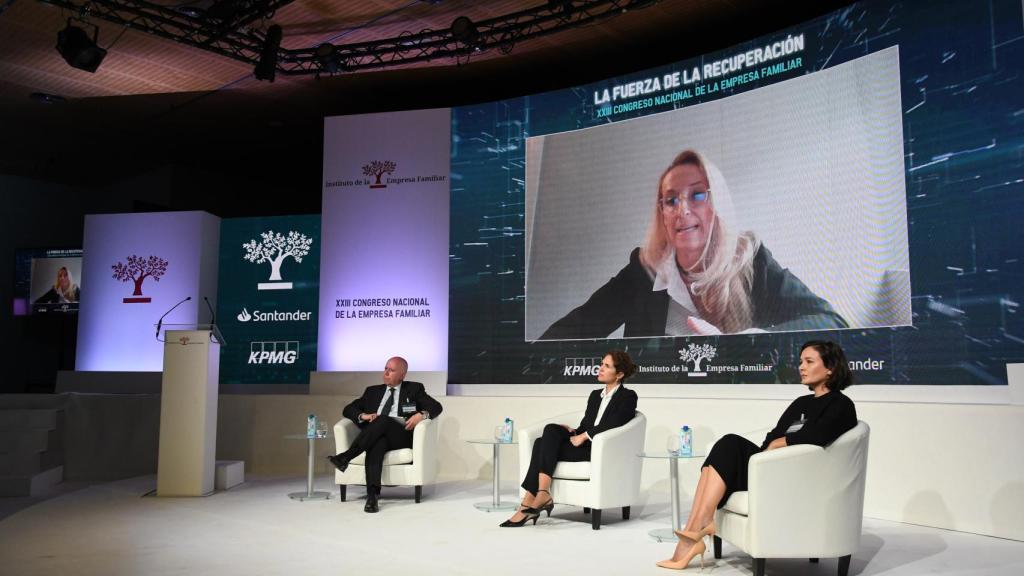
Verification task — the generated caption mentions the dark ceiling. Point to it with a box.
[0,0,852,215]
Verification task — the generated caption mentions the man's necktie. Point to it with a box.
[379,388,395,417]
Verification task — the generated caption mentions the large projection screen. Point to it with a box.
[525,47,909,341]
[449,0,1023,388]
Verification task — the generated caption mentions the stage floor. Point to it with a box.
[1,475,1022,575]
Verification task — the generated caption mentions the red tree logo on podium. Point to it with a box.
[112,255,168,303]
[363,160,396,188]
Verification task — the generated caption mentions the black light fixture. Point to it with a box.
[56,19,107,73]
[253,24,283,82]
[314,43,344,74]
[450,16,480,47]
[548,0,573,13]
[205,0,240,22]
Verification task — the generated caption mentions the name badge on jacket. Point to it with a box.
[400,401,418,415]
[786,414,807,434]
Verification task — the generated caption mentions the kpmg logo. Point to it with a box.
[242,230,313,291]
[248,340,299,365]
[111,255,168,304]
[679,343,718,377]
[237,307,312,322]
[563,357,602,377]
[363,160,397,188]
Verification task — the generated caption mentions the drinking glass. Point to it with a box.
[666,433,681,455]
[494,425,506,443]
[316,421,329,438]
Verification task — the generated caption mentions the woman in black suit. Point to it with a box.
[541,149,846,339]
[35,266,79,304]
[500,349,639,527]
[657,340,858,569]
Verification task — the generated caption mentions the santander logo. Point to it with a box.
[236,307,311,323]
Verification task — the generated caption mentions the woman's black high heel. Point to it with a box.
[499,510,539,527]
[533,489,555,517]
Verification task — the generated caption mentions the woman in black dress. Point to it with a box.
[657,340,858,570]
[500,349,638,527]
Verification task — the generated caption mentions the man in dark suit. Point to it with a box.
[326,356,442,513]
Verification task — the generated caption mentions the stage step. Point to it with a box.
[0,408,64,496]
[0,449,63,475]
[0,465,64,496]
[0,428,52,452]
[0,409,58,430]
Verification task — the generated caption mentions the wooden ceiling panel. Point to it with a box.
[0,1,853,109]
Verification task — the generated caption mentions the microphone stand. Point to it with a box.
[156,296,192,340]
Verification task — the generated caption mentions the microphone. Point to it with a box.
[203,296,216,326]
[156,296,192,338]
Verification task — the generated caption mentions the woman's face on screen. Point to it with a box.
[56,268,69,289]
[660,163,713,269]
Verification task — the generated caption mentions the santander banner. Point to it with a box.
[217,215,320,384]
[318,109,450,371]
[76,211,220,371]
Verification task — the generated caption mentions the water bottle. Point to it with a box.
[307,414,316,439]
[678,425,693,457]
[503,417,514,443]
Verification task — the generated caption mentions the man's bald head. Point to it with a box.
[383,357,408,387]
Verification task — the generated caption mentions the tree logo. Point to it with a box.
[679,343,718,377]
[242,230,313,290]
[111,255,168,303]
[363,160,396,188]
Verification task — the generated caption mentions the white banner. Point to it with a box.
[76,211,220,371]
[318,108,451,371]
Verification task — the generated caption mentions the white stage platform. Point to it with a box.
[1,475,1022,576]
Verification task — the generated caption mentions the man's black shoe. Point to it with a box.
[326,454,349,473]
[364,494,379,513]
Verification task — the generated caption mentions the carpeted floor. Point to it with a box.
[0,475,1021,576]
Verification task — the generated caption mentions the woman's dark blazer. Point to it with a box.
[574,386,639,438]
[541,246,847,340]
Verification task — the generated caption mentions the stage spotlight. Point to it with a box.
[56,20,107,73]
[450,16,480,47]
[254,24,283,82]
[314,43,344,74]
[205,0,240,22]
[548,0,573,13]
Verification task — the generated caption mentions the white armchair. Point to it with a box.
[713,421,870,576]
[518,410,646,530]
[332,417,439,503]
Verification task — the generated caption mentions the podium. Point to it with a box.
[156,324,224,496]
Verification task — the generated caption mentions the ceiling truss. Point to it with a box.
[35,0,660,77]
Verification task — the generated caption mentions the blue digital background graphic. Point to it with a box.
[448,0,1024,385]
